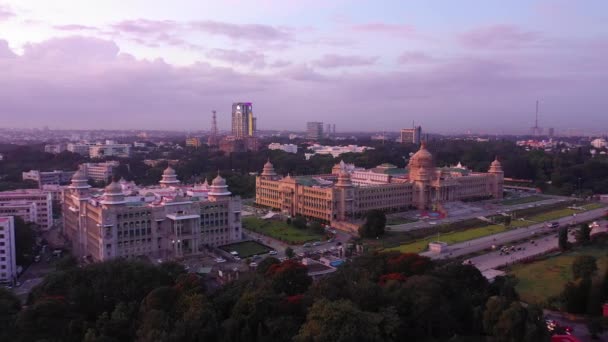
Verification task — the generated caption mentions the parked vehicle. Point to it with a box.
[269,250,278,255]
[215,257,226,263]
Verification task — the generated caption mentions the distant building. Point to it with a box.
[89,141,131,158]
[256,144,503,225]
[62,167,243,262]
[219,136,259,153]
[232,102,256,138]
[0,216,17,285]
[67,143,91,156]
[0,153,3,161]
[307,122,324,140]
[0,189,53,230]
[305,144,373,160]
[591,138,607,149]
[81,161,120,182]
[44,143,66,154]
[133,142,147,148]
[186,137,202,148]
[268,143,298,154]
[548,128,555,138]
[400,126,422,144]
[22,170,75,187]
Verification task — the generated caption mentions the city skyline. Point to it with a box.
[0,1,607,133]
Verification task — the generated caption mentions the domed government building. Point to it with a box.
[63,166,242,262]
[255,143,503,230]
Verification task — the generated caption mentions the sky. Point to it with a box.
[0,0,607,134]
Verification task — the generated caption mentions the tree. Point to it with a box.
[294,299,385,342]
[257,257,280,274]
[13,216,36,265]
[504,215,512,227]
[558,226,569,250]
[576,223,591,245]
[266,260,312,295]
[359,210,387,238]
[292,216,307,230]
[309,221,325,235]
[572,255,598,280]
[587,317,606,340]
[0,288,21,340]
[562,278,591,314]
[285,247,295,259]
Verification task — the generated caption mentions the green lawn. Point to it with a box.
[242,217,324,244]
[509,247,608,305]
[219,240,272,258]
[385,224,507,254]
[502,195,546,206]
[527,208,578,222]
[582,202,606,210]
[387,217,418,225]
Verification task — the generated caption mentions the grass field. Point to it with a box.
[582,202,606,210]
[387,217,418,225]
[502,195,546,206]
[219,240,272,258]
[242,217,324,244]
[509,247,608,305]
[527,208,579,222]
[385,224,507,254]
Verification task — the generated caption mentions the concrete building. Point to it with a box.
[89,141,131,158]
[81,161,120,182]
[307,122,324,140]
[232,102,256,138]
[305,144,373,160]
[62,167,243,262]
[268,143,298,154]
[0,216,17,285]
[22,170,75,187]
[44,143,67,154]
[67,143,92,156]
[591,138,607,149]
[186,137,202,148]
[0,189,53,230]
[256,143,503,227]
[400,126,422,144]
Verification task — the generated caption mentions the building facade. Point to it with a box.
[62,167,242,262]
[81,161,120,182]
[0,189,53,230]
[89,142,131,158]
[232,102,256,138]
[44,144,67,154]
[400,126,422,144]
[67,143,91,156]
[186,137,202,148]
[0,216,17,285]
[306,122,324,140]
[22,170,75,187]
[268,143,298,154]
[255,143,503,223]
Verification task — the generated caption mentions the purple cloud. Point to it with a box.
[0,39,16,58]
[353,22,415,36]
[111,19,179,34]
[206,49,266,68]
[22,36,120,62]
[190,20,291,42]
[269,59,292,68]
[54,24,98,31]
[397,52,434,64]
[313,54,377,68]
[0,5,14,21]
[460,25,540,49]
[280,64,328,82]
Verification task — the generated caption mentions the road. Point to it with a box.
[388,196,568,232]
[421,207,607,260]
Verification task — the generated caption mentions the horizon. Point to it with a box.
[0,1,607,133]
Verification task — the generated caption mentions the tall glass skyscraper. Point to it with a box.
[231,102,256,138]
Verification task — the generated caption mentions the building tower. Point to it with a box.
[208,110,219,146]
[260,159,279,180]
[232,103,255,138]
[530,100,543,136]
[64,168,92,258]
[408,142,434,209]
[306,122,324,140]
[100,181,126,206]
[208,172,232,201]
[488,157,504,199]
[159,166,180,188]
[334,169,354,221]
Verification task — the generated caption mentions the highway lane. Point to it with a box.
[421,207,606,260]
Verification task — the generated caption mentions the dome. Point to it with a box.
[336,170,352,187]
[489,157,503,173]
[264,159,273,169]
[104,181,123,194]
[163,166,176,176]
[71,168,87,181]
[408,142,433,169]
[212,174,227,187]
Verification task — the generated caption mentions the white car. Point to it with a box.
[269,250,278,255]
[215,258,226,263]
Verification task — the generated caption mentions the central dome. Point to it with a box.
[408,142,433,169]
[163,166,176,176]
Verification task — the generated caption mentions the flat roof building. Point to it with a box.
[0,189,53,230]
[400,126,422,144]
[307,122,324,140]
[22,170,75,188]
[0,216,17,285]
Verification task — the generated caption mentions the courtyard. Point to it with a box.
[219,240,273,258]
[242,217,325,244]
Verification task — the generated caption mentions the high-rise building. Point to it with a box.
[307,122,324,140]
[0,216,17,285]
[548,128,555,138]
[400,126,422,144]
[186,137,202,148]
[232,102,256,138]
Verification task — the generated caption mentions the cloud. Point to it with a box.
[22,36,120,62]
[0,5,14,21]
[108,19,193,48]
[352,22,416,36]
[280,64,328,82]
[111,19,179,34]
[190,20,291,42]
[460,25,540,49]
[206,49,266,68]
[397,52,434,64]
[269,59,292,68]
[54,24,98,31]
[313,54,377,68]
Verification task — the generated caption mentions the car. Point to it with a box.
[546,222,559,229]
[279,257,288,261]
[215,257,226,263]
[249,262,258,267]
[252,255,261,260]
[230,251,239,256]
[34,255,41,263]
[303,243,311,248]
[313,242,320,247]
[14,281,21,287]
[269,250,278,255]
[429,221,437,225]
[233,256,241,261]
